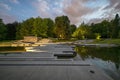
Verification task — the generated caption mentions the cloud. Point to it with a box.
[33,0,64,19]
[9,0,19,4]
[82,0,120,24]
[93,0,120,23]
[33,0,97,25]
[107,0,120,10]
[0,2,16,24]
[88,18,109,24]
[33,0,52,18]
[1,0,120,25]
[62,0,96,24]
[0,2,11,10]
[0,12,17,24]
[63,0,120,25]
[63,0,92,17]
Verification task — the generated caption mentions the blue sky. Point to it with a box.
[0,0,120,25]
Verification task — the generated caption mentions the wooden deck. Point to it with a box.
[0,43,113,80]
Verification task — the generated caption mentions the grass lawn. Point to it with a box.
[92,39,120,45]
[52,38,77,43]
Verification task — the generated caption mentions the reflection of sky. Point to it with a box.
[85,58,120,80]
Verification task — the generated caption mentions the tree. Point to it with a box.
[33,17,48,37]
[100,20,110,38]
[70,24,77,35]
[90,20,111,39]
[16,18,35,39]
[6,22,19,40]
[0,19,6,40]
[91,23,101,38]
[111,14,120,38]
[16,17,53,39]
[19,18,35,38]
[72,23,91,39]
[72,27,81,39]
[54,15,71,39]
[43,18,55,37]
[16,23,22,39]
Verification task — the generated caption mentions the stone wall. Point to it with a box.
[24,36,39,43]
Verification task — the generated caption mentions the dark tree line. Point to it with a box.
[0,15,76,40]
[0,14,120,41]
[73,14,120,39]
[0,19,6,40]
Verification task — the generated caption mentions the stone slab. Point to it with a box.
[0,65,112,80]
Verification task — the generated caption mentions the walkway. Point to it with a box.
[0,43,113,80]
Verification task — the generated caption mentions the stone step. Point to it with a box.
[0,61,91,66]
[54,51,77,57]
[0,52,53,57]
[0,57,55,61]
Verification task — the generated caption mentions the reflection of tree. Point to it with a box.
[75,46,90,60]
[0,47,25,52]
[75,46,120,69]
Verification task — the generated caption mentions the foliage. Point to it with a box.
[0,14,120,40]
[111,14,120,38]
[0,19,6,40]
[54,15,71,39]
[33,17,47,37]
[16,23,22,39]
[16,17,54,39]
[70,24,77,35]
[20,18,35,37]
[95,33,101,40]
[72,22,91,39]
[43,18,55,37]
[6,22,18,40]
[73,14,120,39]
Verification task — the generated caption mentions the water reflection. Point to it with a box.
[75,46,120,80]
[0,47,25,55]
[75,46,120,69]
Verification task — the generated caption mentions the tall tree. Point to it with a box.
[6,22,19,40]
[54,15,71,39]
[72,23,90,39]
[43,18,55,37]
[33,17,48,37]
[70,24,77,35]
[16,22,22,39]
[19,18,35,38]
[100,20,110,38]
[90,20,110,39]
[0,19,6,40]
[111,14,120,38]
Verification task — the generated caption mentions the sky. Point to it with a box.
[0,0,120,26]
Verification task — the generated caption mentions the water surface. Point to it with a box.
[0,46,25,53]
[75,46,120,80]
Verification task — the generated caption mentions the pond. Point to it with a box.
[75,46,120,80]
